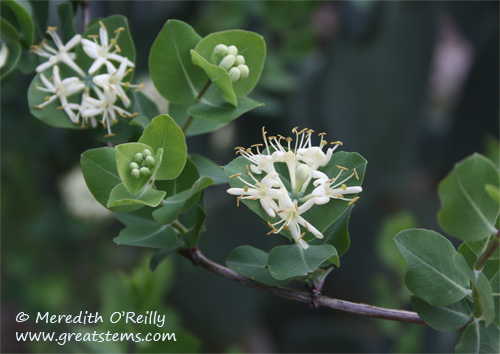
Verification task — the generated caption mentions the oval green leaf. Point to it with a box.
[107,183,166,209]
[149,19,207,103]
[411,296,472,332]
[394,229,471,306]
[438,153,500,242]
[114,224,177,249]
[455,320,500,354]
[267,244,337,280]
[138,114,187,181]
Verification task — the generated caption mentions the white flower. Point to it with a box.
[81,21,134,74]
[268,191,324,249]
[0,41,8,69]
[80,85,137,137]
[34,65,85,123]
[228,173,283,218]
[93,60,142,107]
[31,27,84,76]
[228,126,363,249]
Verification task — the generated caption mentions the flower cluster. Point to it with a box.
[31,23,142,136]
[130,149,155,178]
[227,127,362,249]
[212,44,249,82]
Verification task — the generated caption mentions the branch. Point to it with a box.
[179,247,425,325]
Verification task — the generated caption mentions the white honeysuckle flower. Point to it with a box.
[81,21,133,74]
[228,126,362,248]
[34,65,85,123]
[268,191,324,249]
[227,173,283,218]
[93,60,142,107]
[0,41,8,68]
[80,85,137,136]
[310,169,362,205]
[31,27,84,76]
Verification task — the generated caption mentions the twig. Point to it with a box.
[178,247,426,325]
[182,80,212,133]
[474,229,500,271]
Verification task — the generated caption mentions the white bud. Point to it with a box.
[237,64,249,79]
[143,149,152,157]
[228,67,241,82]
[134,153,143,163]
[295,164,311,191]
[226,45,238,56]
[130,162,139,170]
[140,167,151,176]
[146,155,155,168]
[219,54,235,70]
[131,169,140,178]
[213,44,228,56]
[235,55,245,66]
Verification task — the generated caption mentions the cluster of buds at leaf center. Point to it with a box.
[130,149,155,178]
[227,127,362,249]
[212,44,249,82]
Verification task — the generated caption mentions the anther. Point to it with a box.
[331,141,343,146]
[341,184,347,191]
[229,173,242,178]
[353,168,359,180]
[291,126,298,133]
[348,196,360,205]
[297,232,306,241]
[336,165,348,171]
[318,132,327,136]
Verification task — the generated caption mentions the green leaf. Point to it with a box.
[458,242,500,281]
[152,177,213,225]
[411,296,472,332]
[455,320,500,354]
[485,184,500,205]
[438,153,500,242]
[132,90,160,121]
[181,204,206,247]
[149,20,207,103]
[56,2,76,42]
[0,29,22,79]
[189,154,227,185]
[394,229,471,306]
[29,0,48,38]
[226,245,289,286]
[453,253,495,326]
[193,29,266,97]
[267,244,337,280]
[3,0,34,45]
[466,235,500,261]
[114,224,177,249]
[115,143,162,194]
[81,147,120,207]
[107,183,166,209]
[311,206,352,257]
[115,207,156,227]
[187,94,263,123]
[191,50,237,106]
[169,102,227,137]
[138,114,187,181]
[155,158,200,196]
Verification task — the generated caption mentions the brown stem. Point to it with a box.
[182,80,212,133]
[474,229,500,271]
[178,247,426,325]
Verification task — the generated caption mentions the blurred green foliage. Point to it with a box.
[2,1,498,353]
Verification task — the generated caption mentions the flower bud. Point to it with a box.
[295,164,311,191]
[130,162,139,170]
[219,54,235,70]
[226,45,238,56]
[134,153,143,163]
[139,167,151,176]
[213,44,228,56]
[228,67,241,82]
[143,149,152,157]
[235,55,245,66]
[237,64,249,79]
[145,155,155,168]
[131,168,140,179]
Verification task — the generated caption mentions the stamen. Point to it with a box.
[99,21,106,29]
[297,232,306,241]
[291,126,298,133]
[234,146,246,150]
[353,168,359,180]
[46,26,57,33]
[348,196,360,205]
[87,35,99,39]
[341,184,347,191]
[331,141,343,146]
[336,165,348,171]
[229,173,242,178]
[243,186,249,192]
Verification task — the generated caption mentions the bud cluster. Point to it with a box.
[130,149,155,178]
[212,44,249,82]
[31,22,143,136]
[227,127,362,249]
